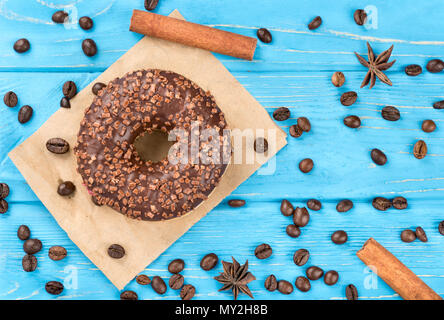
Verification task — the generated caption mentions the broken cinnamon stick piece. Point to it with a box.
[129,10,257,61]
[357,238,442,300]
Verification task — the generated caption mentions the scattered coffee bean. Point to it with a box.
[45,281,64,295]
[439,221,444,236]
[295,276,311,292]
[277,280,293,294]
[79,16,93,30]
[297,117,311,132]
[413,140,427,159]
[0,199,8,214]
[308,16,322,30]
[340,91,357,106]
[180,284,196,300]
[353,9,367,25]
[286,224,301,238]
[346,284,358,300]
[200,253,218,271]
[60,97,70,109]
[264,275,278,292]
[22,254,37,272]
[371,148,387,166]
[136,274,151,285]
[293,249,309,266]
[46,138,70,154]
[92,82,106,95]
[289,124,303,138]
[392,196,408,210]
[273,107,290,121]
[306,199,321,211]
[3,91,18,108]
[299,158,314,173]
[52,11,68,24]
[144,0,159,11]
[151,276,167,295]
[17,225,30,240]
[18,105,33,124]
[426,59,444,73]
[324,270,339,285]
[405,64,422,76]
[306,266,324,280]
[120,290,138,300]
[168,259,185,274]
[343,115,361,128]
[255,243,272,259]
[331,71,345,87]
[433,100,444,109]
[228,199,246,207]
[13,39,30,53]
[48,246,67,261]
[336,199,353,213]
[372,197,392,211]
[401,229,416,243]
[331,230,348,244]
[23,238,42,254]
[422,120,436,133]
[62,81,77,99]
[415,227,428,242]
[257,28,272,43]
[169,274,184,290]
[82,39,97,57]
[57,181,76,196]
[254,137,268,153]
[0,183,9,199]
[92,196,103,206]
[381,106,400,121]
[108,244,125,259]
[293,207,310,227]
[280,199,294,216]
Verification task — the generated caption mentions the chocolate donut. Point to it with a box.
[74,69,229,221]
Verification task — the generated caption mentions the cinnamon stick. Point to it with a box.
[129,10,257,61]
[357,238,442,300]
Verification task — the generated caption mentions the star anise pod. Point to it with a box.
[354,42,396,89]
[214,257,256,300]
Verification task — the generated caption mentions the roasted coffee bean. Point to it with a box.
[372,197,392,211]
[4,91,18,108]
[46,281,64,295]
[82,39,97,57]
[422,120,436,133]
[331,230,348,244]
[295,276,311,292]
[255,243,272,259]
[413,140,427,159]
[254,137,268,153]
[371,148,387,166]
[17,225,30,240]
[336,199,353,213]
[200,253,218,271]
[169,274,184,290]
[277,280,293,294]
[168,259,185,274]
[46,138,70,154]
[297,117,311,132]
[79,16,93,30]
[264,274,278,292]
[299,158,314,173]
[381,106,400,121]
[180,284,195,300]
[343,115,361,128]
[293,249,309,266]
[306,199,322,211]
[401,229,416,243]
[286,224,301,238]
[324,270,339,285]
[57,181,76,196]
[136,274,151,285]
[23,238,42,254]
[439,221,444,236]
[0,183,9,199]
[293,207,310,227]
[228,199,246,207]
[289,124,303,138]
[60,97,70,109]
[22,254,37,272]
[433,100,444,109]
[52,11,68,24]
[257,28,272,43]
[62,81,77,99]
[273,107,290,121]
[18,105,33,124]
[353,9,367,25]
[308,16,322,30]
[426,59,444,73]
[405,64,422,76]
[346,284,358,300]
[92,82,106,95]
[0,199,8,214]
[415,227,428,242]
[13,39,30,53]
[331,71,345,87]
[108,244,125,259]
[280,199,294,216]
[92,196,103,206]
[151,276,167,294]
[392,196,408,210]
[48,246,67,261]
[306,266,324,280]
[120,290,138,300]
[144,0,159,11]
[340,91,357,106]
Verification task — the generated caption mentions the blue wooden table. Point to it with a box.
[1,0,443,300]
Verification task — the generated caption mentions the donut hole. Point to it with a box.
[133,130,176,163]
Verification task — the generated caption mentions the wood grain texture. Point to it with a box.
[0,0,443,300]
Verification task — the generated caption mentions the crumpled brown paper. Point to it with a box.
[9,10,287,290]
